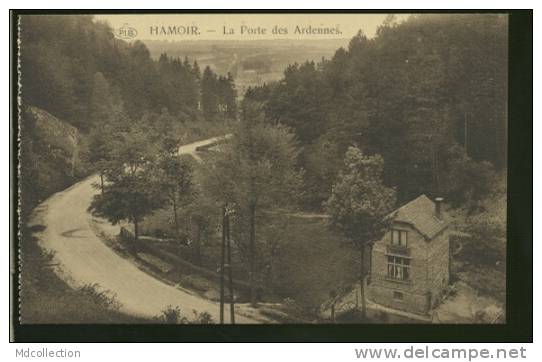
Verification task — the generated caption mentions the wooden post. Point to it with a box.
[172,198,180,242]
[226,212,235,324]
[195,219,202,266]
[360,245,366,318]
[248,202,256,306]
[329,290,337,323]
[464,112,468,156]
[219,206,226,324]
[356,289,359,309]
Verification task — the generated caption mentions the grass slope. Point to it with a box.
[141,207,359,312]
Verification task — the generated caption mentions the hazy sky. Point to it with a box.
[95,14,410,41]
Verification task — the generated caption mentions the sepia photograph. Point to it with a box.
[11,10,528,339]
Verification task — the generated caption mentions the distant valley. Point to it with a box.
[142,38,350,96]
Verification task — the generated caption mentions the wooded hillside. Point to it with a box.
[20,15,236,132]
[246,14,507,207]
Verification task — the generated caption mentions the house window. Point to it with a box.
[393,291,403,300]
[387,256,411,280]
[391,229,408,246]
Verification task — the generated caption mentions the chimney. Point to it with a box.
[435,197,444,220]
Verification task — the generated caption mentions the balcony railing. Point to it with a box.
[386,244,411,256]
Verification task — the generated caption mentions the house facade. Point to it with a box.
[367,195,450,315]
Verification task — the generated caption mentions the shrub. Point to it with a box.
[442,143,496,206]
[192,311,213,324]
[154,306,215,324]
[78,284,122,311]
[461,215,506,267]
[156,305,185,324]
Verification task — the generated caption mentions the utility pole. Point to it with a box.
[225,209,235,324]
[464,111,468,156]
[360,245,366,318]
[503,101,508,168]
[329,290,337,323]
[219,206,226,324]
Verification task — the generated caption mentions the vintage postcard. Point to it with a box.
[13,12,514,330]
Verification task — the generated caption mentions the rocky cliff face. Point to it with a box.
[19,105,88,217]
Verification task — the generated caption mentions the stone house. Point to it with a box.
[367,195,450,315]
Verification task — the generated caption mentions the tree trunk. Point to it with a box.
[219,207,226,324]
[100,173,104,194]
[133,218,140,254]
[226,213,235,324]
[134,218,139,241]
[464,111,468,156]
[195,221,202,266]
[249,202,257,306]
[360,245,366,318]
[172,197,180,241]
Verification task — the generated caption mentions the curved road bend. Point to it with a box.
[30,135,257,323]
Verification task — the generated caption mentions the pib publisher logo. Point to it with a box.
[114,24,138,40]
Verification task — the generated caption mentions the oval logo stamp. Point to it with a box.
[114,24,138,40]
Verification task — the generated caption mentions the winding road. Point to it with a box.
[29,135,259,323]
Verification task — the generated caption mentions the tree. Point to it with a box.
[88,72,123,127]
[325,147,396,317]
[156,54,201,115]
[300,135,343,209]
[185,195,217,266]
[220,73,238,119]
[84,105,129,194]
[88,122,164,243]
[441,143,496,207]
[265,61,330,144]
[154,136,195,241]
[85,124,113,194]
[200,102,304,304]
[201,66,219,119]
[248,14,507,203]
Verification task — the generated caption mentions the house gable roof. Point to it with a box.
[387,194,448,240]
